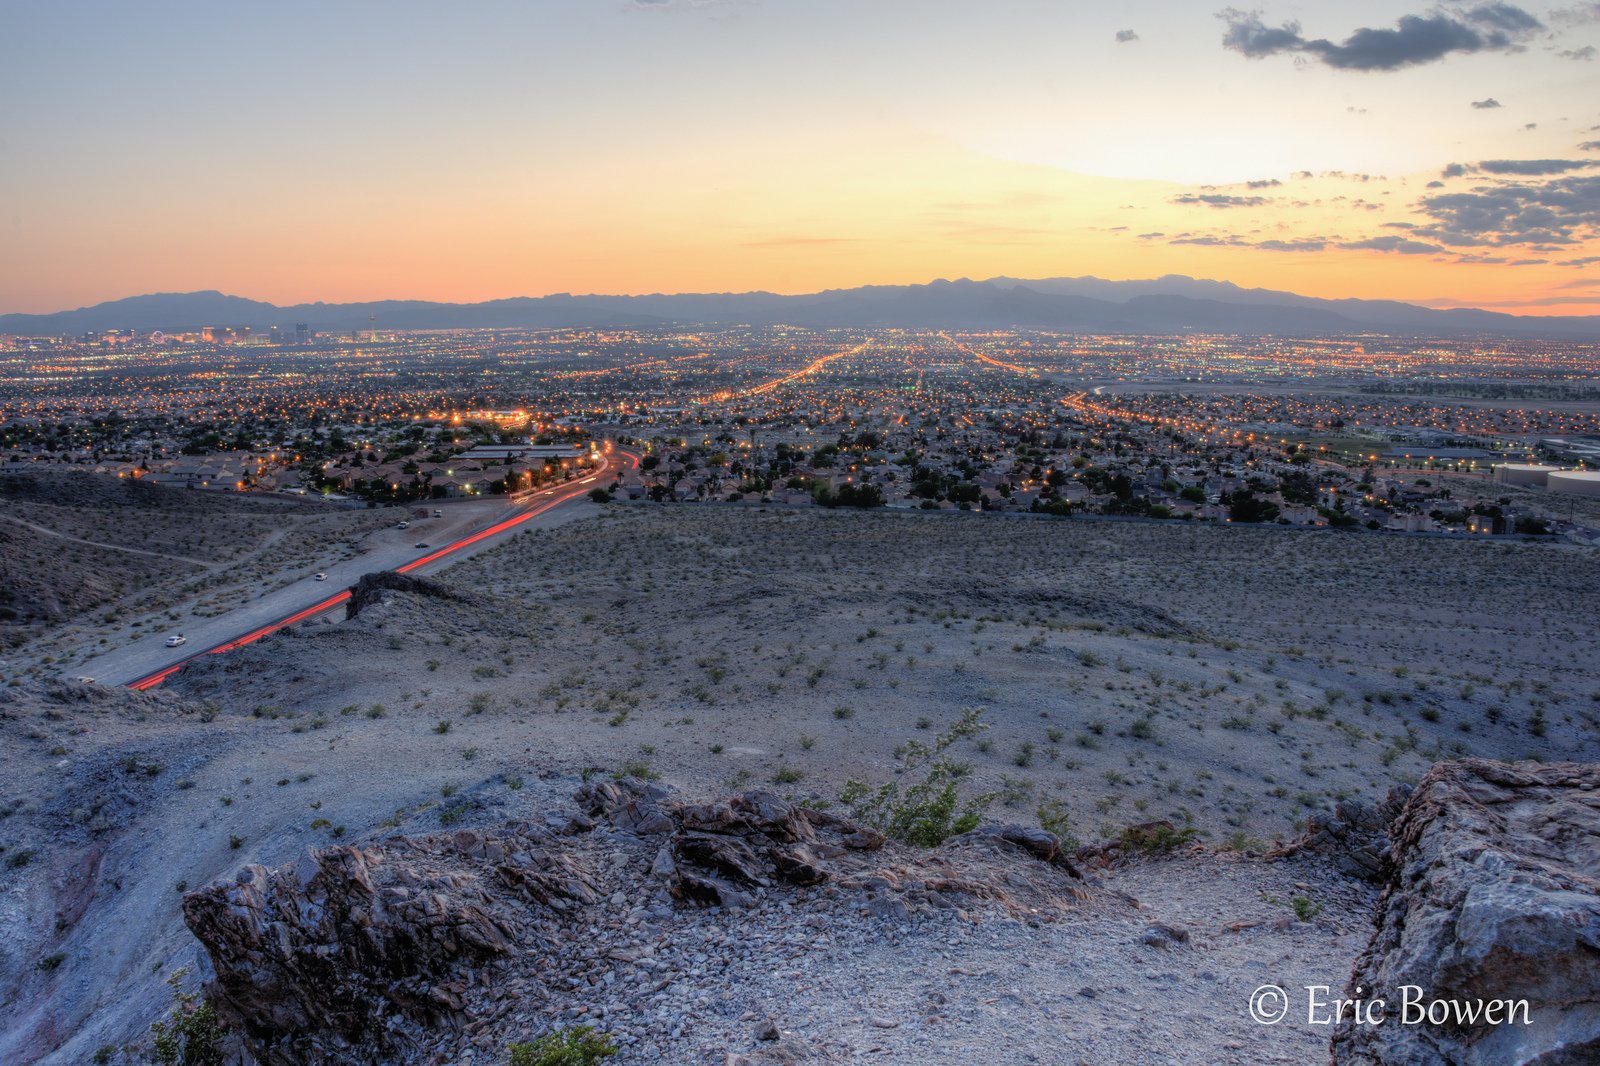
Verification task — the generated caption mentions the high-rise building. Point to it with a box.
[295,323,310,344]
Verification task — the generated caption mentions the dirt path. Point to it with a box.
[0,513,219,567]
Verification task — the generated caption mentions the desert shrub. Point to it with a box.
[508,1025,617,1066]
[1117,821,1198,854]
[840,708,994,847]
[1036,799,1080,850]
[149,968,226,1066]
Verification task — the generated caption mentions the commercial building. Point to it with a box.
[1548,470,1600,498]
[1495,464,1564,488]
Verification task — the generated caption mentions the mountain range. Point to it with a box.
[3,276,1597,338]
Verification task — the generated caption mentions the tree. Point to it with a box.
[814,482,884,509]
[946,481,982,504]
[1226,489,1279,524]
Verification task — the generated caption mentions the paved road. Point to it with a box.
[107,448,637,690]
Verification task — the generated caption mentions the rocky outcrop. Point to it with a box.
[1267,789,1412,882]
[183,823,597,1065]
[1331,759,1600,1066]
[183,781,1091,1064]
[344,570,476,620]
[576,778,887,909]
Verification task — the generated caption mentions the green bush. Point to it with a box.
[508,1025,617,1066]
[840,708,994,847]
[1035,799,1080,850]
[1117,821,1198,854]
[1291,895,1323,922]
[150,968,226,1066]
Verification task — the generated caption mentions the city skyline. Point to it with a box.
[3,1,1600,315]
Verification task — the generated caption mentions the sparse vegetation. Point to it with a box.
[507,1025,617,1066]
[149,968,226,1066]
[840,708,994,847]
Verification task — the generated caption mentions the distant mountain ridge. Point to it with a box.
[3,276,1597,338]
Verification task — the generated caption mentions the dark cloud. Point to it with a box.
[1340,235,1444,254]
[1171,193,1271,208]
[1558,45,1598,60]
[1219,5,1542,71]
[1164,232,1327,252]
[1219,10,1306,57]
[1470,97,1503,108]
[1478,159,1597,174]
[1245,178,1282,188]
[1441,162,1472,177]
[1427,180,1447,187]
[1581,141,1600,151]
[1171,235,1249,246]
[1415,173,1600,246]
[1115,29,1139,43]
[1463,2,1541,34]
[1255,238,1327,252]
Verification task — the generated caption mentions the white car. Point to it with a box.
[314,572,328,581]
[75,676,95,684]
[397,521,410,529]
[165,634,187,648]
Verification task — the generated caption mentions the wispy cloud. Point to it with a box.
[1339,235,1443,254]
[1171,193,1272,208]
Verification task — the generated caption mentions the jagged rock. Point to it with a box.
[676,831,771,887]
[575,775,675,834]
[184,826,596,1065]
[1267,788,1411,882]
[578,782,882,907]
[1331,760,1600,1066]
[182,783,1094,1063]
[344,570,477,620]
[676,868,757,910]
[959,824,1084,879]
[769,844,828,886]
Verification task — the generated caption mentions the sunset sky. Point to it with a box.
[3,0,1599,314]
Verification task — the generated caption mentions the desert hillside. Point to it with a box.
[2,503,1597,1063]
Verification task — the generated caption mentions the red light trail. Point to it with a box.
[127,449,637,691]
